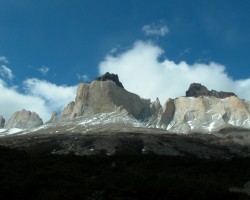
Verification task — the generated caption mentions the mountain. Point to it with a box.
[155,95,250,133]
[4,109,43,129]
[55,77,250,134]
[2,73,250,133]
[59,77,151,121]
[1,73,250,158]
[1,73,250,200]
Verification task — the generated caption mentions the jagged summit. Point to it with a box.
[95,72,124,89]
[4,109,43,129]
[186,83,236,98]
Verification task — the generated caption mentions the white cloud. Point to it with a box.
[0,56,9,64]
[37,66,49,75]
[77,74,89,82]
[0,79,50,121]
[0,78,77,122]
[0,65,14,80]
[142,23,169,37]
[23,78,77,118]
[99,41,250,104]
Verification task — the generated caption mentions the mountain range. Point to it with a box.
[1,72,250,158]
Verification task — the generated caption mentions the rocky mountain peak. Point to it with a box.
[95,72,124,89]
[4,109,43,129]
[60,79,151,121]
[0,115,5,128]
[186,83,236,98]
[2,74,250,135]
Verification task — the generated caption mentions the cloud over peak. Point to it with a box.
[99,40,250,104]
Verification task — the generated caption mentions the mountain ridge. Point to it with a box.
[1,73,250,135]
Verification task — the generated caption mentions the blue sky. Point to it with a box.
[0,0,250,121]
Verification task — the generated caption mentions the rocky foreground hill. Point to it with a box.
[1,72,250,158]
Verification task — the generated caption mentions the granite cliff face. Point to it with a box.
[4,109,43,129]
[60,78,151,121]
[155,96,250,133]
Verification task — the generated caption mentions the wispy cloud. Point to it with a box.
[142,22,169,37]
[37,66,49,75]
[0,56,9,64]
[180,48,191,56]
[24,78,77,117]
[0,65,14,80]
[99,41,250,104]
[77,74,89,82]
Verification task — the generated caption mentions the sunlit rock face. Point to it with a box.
[60,74,151,121]
[156,96,250,133]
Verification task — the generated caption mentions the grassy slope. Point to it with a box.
[0,146,250,200]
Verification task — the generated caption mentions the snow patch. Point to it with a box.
[212,114,222,121]
[208,122,215,132]
[0,129,7,133]
[228,117,235,126]
[79,112,145,127]
[187,120,196,130]
[167,121,176,130]
[31,124,50,132]
[228,118,242,127]
[0,128,24,136]
[242,119,250,127]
